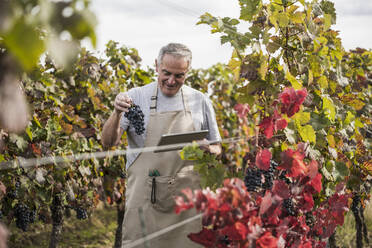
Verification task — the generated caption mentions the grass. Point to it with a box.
[7,204,117,248]
[3,199,372,247]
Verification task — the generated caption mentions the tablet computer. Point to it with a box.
[154,130,209,153]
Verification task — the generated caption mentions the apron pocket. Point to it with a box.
[146,175,176,212]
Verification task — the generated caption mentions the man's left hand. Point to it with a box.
[198,139,222,156]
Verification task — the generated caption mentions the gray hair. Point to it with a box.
[157,43,192,68]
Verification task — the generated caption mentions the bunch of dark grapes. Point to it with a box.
[29,209,36,223]
[244,161,280,192]
[124,104,145,135]
[283,198,296,216]
[14,203,30,231]
[244,168,263,192]
[262,161,278,190]
[6,189,17,199]
[75,207,88,220]
[6,180,21,200]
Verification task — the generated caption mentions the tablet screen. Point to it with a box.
[154,130,209,152]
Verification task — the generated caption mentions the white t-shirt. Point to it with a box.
[120,82,221,169]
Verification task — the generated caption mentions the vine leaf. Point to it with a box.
[259,191,273,215]
[239,0,261,21]
[2,17,45,70]
[333,162,349,180]
[256,149,272,170]
[293,111,310,126]
[309,173,322,193]
[298,125,316,144]
[188,228,216,247]
[256,232,278,247]
[279,88,307,117]
[272,180,290,199]
[322,97,336,122]
[285,71,302,90]
[234,103,250,119]
[279,148,308,177]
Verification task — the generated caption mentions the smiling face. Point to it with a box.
[155,54,189,97]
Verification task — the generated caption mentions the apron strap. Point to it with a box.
[150,86,158,114]
[150,85,190,114]
[181,88,191,113]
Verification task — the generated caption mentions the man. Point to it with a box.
[102,43,221,247]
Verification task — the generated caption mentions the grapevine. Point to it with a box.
[179,0,372,247]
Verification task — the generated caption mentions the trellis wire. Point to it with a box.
[123,213,203,248]
[0,136,247,170]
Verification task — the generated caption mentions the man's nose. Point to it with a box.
[167,75,176,84]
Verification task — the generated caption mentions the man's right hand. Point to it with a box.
[114,92,133,114]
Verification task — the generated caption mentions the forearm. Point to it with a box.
[101,111,122,148]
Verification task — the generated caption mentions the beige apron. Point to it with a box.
[122,86,203,248]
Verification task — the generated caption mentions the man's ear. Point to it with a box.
[155,59,159,73]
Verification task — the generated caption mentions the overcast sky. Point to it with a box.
[86,0,372,69]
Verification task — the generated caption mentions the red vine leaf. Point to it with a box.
[279,87,308,117]
[300,192,314,211]
[276,118,288,130]
[256,149,272,170]
[308,173,322,193]
[272,180,290,199]
[259,117,274,139]
[234,103,250,119]
[220,222,248,241]
[279,149,308,177]
[258,110,287,139]
[307,160,319,179]
[259,191,273,215]
[328,193,351,225]
[188,228,216,247]
[256,231,278,248]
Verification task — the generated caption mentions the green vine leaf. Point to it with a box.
[239,0,261,21]
[318,75,328,90]
[298,125,316,143]
[180,143,204,160]
[2,17,45,71]
[293,111,311,127]
[323,14,332,31]
[285,70,302,89]
[333,162,350,180]
[322,96,336,122]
